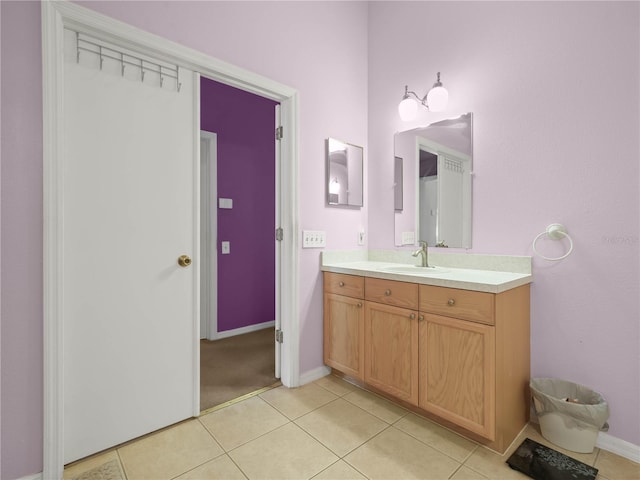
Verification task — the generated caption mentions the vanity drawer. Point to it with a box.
[419,285,495,325]
[324,272,364,298]
[365,277,418,309]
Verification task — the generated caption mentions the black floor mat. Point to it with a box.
[506,438,598,480]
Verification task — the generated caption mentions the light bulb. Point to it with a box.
[426,85,448,112]
[398,97,418,121]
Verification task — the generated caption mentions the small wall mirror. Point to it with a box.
[326,138,363,207]
[394,113,473,248]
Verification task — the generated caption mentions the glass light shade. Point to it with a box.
[398,97,418,121]
[426,86,448,112]
[329,178,340,194]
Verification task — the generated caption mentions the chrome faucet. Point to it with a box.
[412,241,430,267]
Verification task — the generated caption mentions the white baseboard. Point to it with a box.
[298,365,331,385]
[18,473,42,480]
[597,431,640,463]
[212,321,275,340]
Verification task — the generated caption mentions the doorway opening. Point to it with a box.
[199,77,281,411]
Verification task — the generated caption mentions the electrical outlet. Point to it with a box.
[358,230,366,246]
[302,230,326,248]
[401,231,415,245]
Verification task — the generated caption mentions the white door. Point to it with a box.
[62,33,198,463]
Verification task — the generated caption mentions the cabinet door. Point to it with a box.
[324,293,364,380]
[419,313,496,440]
[364,302,419,405]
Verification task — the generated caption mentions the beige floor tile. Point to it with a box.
[199,395,289,451]
[118,419,224,480]
[514,423,599,465]
[344,426,460,479]
[314,375,359,397]
[395,413,478,462]
[175,454,247,479]
[595,449,640,479]
[259,383,338,419]
[449,466,488,479]
[229,422,338,479]
[64,450,124,480]
[342,388,407,424]
[312,460,367,480]
[463,446,529,480]
[295,398,389,457]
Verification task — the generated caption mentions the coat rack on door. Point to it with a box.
[71,30,182,92]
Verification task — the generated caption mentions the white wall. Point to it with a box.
[368,1,640,446]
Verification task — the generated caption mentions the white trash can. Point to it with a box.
[530,378,609,453]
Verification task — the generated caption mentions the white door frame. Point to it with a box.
[42,2,300,478]
[200,131,218,341]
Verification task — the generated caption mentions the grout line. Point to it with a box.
[115,449,129,480]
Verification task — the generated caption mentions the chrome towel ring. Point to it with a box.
[532,223,574,261]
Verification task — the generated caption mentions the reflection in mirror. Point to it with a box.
[326,138,363,207]
[394,113,472,248]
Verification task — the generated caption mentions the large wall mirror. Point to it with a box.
[326,138,364,207]
[394,113,473,248]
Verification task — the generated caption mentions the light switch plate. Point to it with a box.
[358,230,366,246]
[219,198,233,209]
[302,230,326,248]
[221,241,230,254]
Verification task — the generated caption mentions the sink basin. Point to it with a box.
[380,265,450,275]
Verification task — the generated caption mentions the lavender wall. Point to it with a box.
[200,77,277,332]
[1,2,44,478]
[368,1,639,446]
[0,1,368,477]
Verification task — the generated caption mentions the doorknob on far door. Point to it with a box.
[177,255,192,267]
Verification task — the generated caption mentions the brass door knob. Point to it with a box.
[178,255,192,267]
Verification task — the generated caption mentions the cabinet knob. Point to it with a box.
[419,315,425,321]
[385,289,392,296]
[447,298,456,306]
[409,313,416,320]
[339,281,345,287]
[357,302,362,308]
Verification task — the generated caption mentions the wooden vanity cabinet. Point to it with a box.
[419,312,496,439]
[363,302,418,404]
[323,271,530,453]
[363,277,419,405]
[323,272,365,380]
[418,284,530,451]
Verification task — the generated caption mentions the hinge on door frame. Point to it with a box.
[275,329,284,343]
[275,125,283,140]
[275,227,283,242]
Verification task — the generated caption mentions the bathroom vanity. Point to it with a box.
[321,252,532,453]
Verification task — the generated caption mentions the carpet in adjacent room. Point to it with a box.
[200,327,277,411]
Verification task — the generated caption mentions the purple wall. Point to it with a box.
[200,77,278,332]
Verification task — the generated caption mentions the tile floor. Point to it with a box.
[64,375,640,480]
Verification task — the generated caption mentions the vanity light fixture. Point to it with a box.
[398,72,449,121]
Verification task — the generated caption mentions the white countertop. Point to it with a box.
[321,260,532,294]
